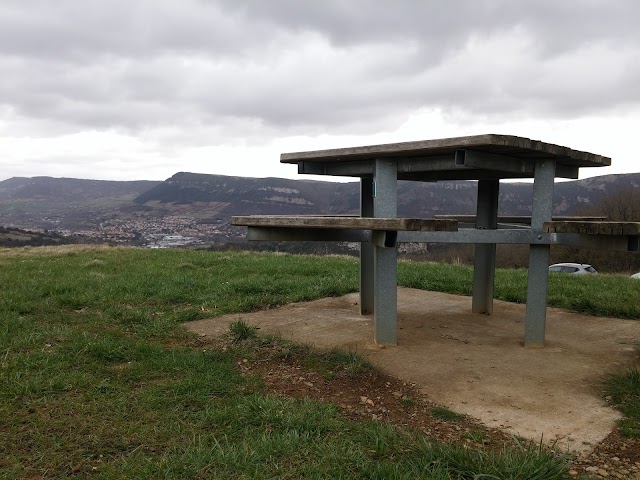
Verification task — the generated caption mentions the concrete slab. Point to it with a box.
[186,288,640,453]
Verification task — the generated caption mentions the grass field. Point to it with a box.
[398,260,640,319]
[1,245,638,478]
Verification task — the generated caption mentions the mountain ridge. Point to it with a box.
[0,171,639,245]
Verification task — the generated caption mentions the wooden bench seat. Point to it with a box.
[544,221,640,235]
[231,215,458,232]
[436,215,606,225]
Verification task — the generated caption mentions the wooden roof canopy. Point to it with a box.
[280,134,611,169]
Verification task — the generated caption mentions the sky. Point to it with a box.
[1,0,639,183]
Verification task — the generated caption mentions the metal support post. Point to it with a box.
[524,159,556,347]
[472,179,499,314]
[373,159,398,345]
[360,178,374,315]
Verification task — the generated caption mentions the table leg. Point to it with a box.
[360,178,374,315]
[472,179,499,314]
[373,159,397,346]
[524,159,556,347]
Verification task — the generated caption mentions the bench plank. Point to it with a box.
[231,215,458,232]
[544,221,640,235]
[436,215,607,225]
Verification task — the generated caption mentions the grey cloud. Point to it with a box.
[0,0,276,62]
[228,0,640,56]
[1,0,639,142]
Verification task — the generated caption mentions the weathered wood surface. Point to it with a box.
[281,134,610,168]
[544,221,640,235]
[231,215,458,232]
[436,215,607,225]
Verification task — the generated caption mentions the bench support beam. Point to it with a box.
[373,159,398,346]
[525,159,556,348]
[472,179,499,314]
[360,178,374,315]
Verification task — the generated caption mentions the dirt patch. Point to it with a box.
[227,338,516,449]
[187,288,640,477]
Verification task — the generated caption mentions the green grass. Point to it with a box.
[230,331,373,381]
[431,407,465,421]
[604,367,640,437]
[400,396,416,408]
[463,431,489,444]
[229,319,258,342]
[2,245,627,478]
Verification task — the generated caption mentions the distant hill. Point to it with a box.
[0,226,75,247]
[0,171,638,245]
[0,176,161,230]
[0,176,159,201]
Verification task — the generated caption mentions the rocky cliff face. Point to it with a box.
[134,172,360,215]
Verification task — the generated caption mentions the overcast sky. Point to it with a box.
[1,0,639,183]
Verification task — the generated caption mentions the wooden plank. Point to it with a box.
[544,221,640,235]
[231,215,458,232]
[436,215,607,225]
[281,134,611,168]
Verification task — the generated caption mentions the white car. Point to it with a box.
[631,272,640,280]
[548,263,598,274]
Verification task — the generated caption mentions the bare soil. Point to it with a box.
[187,288,640,478]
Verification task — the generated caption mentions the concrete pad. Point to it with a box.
[186,288,640,453]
